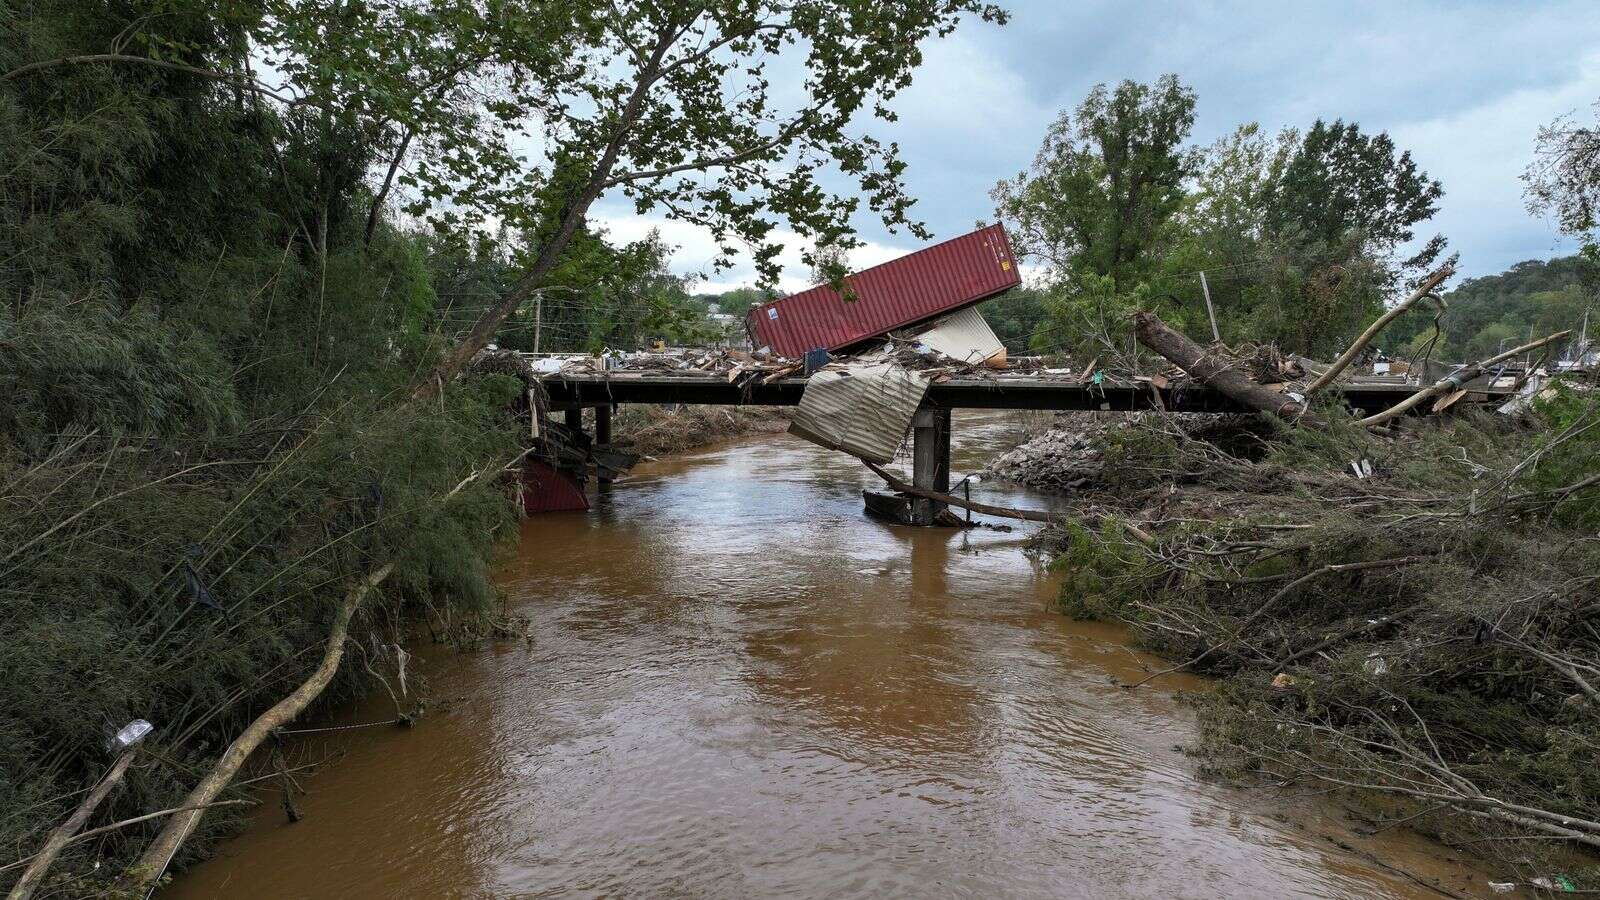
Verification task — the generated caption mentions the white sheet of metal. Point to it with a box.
[907,306,1006,367]
[787,349,930,464]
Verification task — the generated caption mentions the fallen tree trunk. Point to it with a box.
[8,751,135,900]
[857,458,1155,545]
[124,563,393,892]
[1132,312,1307,421]
[1357,330,1570,427]
[1306,265,1454,395]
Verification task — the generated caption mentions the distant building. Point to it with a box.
[705,311,748,349]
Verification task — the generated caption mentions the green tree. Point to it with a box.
[1153,119,1449,356]
[979,288,1050,352]
[1464,321,1520,360]
[1386,256,1594,361]
[316,0,1012,383]
[1527,98,1600,242]
[1265,119,1446,273]
[992,74,1197,290]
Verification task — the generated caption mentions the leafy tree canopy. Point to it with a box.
[991,74,1197,290]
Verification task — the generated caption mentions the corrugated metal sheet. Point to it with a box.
[786,352,930,463]
[747,224,1020,358]
[520,459,589,513]
[904,306,1005,367]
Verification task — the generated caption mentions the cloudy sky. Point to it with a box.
[590,0,1600,294]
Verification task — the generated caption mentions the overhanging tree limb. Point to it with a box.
[413,27,677,398]
[124,563,393,892]
[1306,264,1455,394]
[1357,330,1571,427]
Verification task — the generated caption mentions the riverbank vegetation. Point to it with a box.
[1,0,1004,893]
[987,77,1600,890]
[1008,389,1600,887]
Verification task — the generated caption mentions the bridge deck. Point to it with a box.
[539,372,1495,415]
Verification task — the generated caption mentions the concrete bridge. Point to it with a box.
[533,368,1512,526]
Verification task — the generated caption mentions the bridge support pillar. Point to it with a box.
[594,405,613,483]
[911,407,951,525]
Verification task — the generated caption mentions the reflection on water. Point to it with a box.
[168,412,1487,899]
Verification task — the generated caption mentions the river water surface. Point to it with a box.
[168,411,1489,898]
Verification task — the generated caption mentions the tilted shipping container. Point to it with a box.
[746,224,1020,359]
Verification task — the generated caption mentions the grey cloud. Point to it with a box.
[609,2,1600,286]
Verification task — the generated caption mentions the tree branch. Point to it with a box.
[1306,265,1454,394]
[1358,331,1571,427]
[0,54,303,105]
[124,563,393,891]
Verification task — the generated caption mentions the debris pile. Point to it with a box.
[1014,338,1600,888]
[530,347,805,387]
[986,412,1124,491]
[610,405,789,458]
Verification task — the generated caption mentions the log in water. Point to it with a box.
[167,412,1489,899]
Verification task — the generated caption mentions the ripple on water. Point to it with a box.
[165,414,1487,900]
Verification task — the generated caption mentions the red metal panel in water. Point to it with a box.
[521,459,589,513]
[746,224,1020,359]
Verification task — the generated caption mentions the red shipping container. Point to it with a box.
[746,224,1020,359]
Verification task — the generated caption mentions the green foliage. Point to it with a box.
[999,91,1454,357]
[1045,405,1600,875]
[992,75,1197,291]
[1386,255,1594,361]
[1165,119,1444,356]
[979,287,1050,351]
[1264,119,1445,271]
[269,0,1009,285]
[0,0,526,884]
[1049,521,1156,620]
[1527,99,1600,241]
[1524,383,1600,528]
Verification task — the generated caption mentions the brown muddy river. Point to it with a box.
[168,411,1490,898]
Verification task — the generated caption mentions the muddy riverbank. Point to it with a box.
[166,411,1494,898]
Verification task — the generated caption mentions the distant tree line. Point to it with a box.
[985,74,1597,365]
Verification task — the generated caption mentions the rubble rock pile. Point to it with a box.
[984,413,1128,491]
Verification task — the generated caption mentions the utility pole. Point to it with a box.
[1199,271,1220,343]
[1581,307,1591,366]
[533,295,542,355]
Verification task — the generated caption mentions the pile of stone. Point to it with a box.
[984,412,1136,492]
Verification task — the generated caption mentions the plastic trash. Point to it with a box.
[110,719,154,751]
[1531,874,1577,892]
[1487,882,1515,894]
